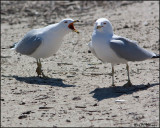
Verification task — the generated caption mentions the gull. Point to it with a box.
[11,18,79,78]
[88,18,159,86]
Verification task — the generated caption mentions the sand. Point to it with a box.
[1,1,159,127]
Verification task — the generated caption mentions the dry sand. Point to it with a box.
[1,1,159,127]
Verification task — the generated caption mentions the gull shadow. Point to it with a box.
[90,83,159,101]
[2,75,76,88]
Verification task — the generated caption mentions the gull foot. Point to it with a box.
[111,84,116,87]
[123,80,132,87]
[36,67,49,78]
[36,67,42,77]
[41,72,49,79]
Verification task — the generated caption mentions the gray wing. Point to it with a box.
[110,36,155,61]
[15,29,43,55]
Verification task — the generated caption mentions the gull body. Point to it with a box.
[12,18,79,77]
[90,34,128,64]
[89,18,159,86]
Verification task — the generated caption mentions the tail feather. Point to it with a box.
[152,54,160,58]
[10,42,17,49]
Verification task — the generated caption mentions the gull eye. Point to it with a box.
[103,22,106,25]
[64,21,68,23]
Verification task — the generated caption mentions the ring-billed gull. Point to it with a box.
[88,18,159,86]
[11,18,79,78]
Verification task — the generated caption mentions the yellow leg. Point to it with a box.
[36,59,48,78]
[36,59,41,77]
[124,64,132,87]
[111,65,115,86]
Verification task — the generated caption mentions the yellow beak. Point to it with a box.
[73,20,79,34]
[96,25,103,29]
[73,20,80,23]
[68,20,80,34]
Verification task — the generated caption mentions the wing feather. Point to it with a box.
[110,36,155,61]
[15,30,43,55]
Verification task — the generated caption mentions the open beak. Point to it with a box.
[68,20,79,34]
[96,25,103,29]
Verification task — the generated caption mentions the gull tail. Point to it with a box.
[152,54,160,58]
[10,42,17,49]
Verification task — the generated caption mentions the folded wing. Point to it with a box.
[109,36,155,61]
[15,30,43,55]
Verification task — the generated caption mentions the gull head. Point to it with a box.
[59,18,79,34]
[94,18,113,35]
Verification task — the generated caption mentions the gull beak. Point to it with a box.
[96,25,103,29]
[73,20,80,23]
[68,20,80,34]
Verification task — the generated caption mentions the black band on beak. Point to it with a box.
[96,25,103,29]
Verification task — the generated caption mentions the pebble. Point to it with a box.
[19,101,26,105]
[66,119,71,122]
[123,24,129,28]
[18,115,27,119]
[133,96,139,98]
[75,105,86,108]
[72,96,81,100]
[115,99,126,102]
[39,106,53,109]
[112,115,117,117]
[93,103,98,106]
[143,21,149,26]
[22,111,32,114]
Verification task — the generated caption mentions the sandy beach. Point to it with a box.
[1,1,159,127]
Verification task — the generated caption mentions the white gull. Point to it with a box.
[88,18,159,86]
[11,18,79,77]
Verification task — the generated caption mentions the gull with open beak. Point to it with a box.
[68,20,80,33]
[11,18,79,78]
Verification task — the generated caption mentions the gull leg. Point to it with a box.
[111,65,115,86]
[124,63,132,87]
[36,59,48,78]
[126,64,132,84]
[36,59,42,77]
[39,59,49,78]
